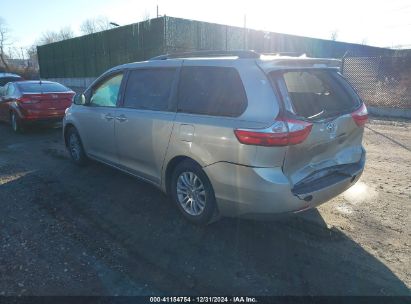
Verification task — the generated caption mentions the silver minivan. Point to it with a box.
[63,51,367,224]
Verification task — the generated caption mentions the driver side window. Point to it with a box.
[90,73,123,107]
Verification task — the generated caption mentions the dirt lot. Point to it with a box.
[0,118,410,296]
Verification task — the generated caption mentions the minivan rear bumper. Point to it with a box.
[204,149,365,219]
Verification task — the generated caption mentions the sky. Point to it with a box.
[1,0,411,53]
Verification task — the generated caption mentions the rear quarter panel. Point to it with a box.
[161,60,288,189]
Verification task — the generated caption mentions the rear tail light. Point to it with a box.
[234,118,312,146]
[17,96,39,104]
[351,103,368,127]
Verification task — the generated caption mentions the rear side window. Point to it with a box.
[18,82,69,93]
[177,66,247,117]
[123,68,176,111]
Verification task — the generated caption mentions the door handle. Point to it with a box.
[104,113,114,121]
[116,114,127,122]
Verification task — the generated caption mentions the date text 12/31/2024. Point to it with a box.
[150,297,257,303]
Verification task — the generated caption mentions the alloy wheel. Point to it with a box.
[176,171,206,216]
[69,133,81,161]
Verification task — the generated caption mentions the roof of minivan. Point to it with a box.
[14,80,55,84]
[257,55,341,70]
[110,54,341,73]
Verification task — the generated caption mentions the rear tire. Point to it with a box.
[170,159,217,225]
[10,112,24,133]
[66,127,87,166]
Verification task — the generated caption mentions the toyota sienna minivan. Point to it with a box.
[63,51,367,224]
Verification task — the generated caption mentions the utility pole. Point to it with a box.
[157,5,159,18]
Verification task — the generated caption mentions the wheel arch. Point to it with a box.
[63,123,77,148]
[164,156,202,195]
[164,155,220,224]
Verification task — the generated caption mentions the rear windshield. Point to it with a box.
[17,82,70,93]
[275,70,360,119]
[0,77,22,86]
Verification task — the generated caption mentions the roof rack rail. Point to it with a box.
[261,52,307,57]
[149,50,261,60]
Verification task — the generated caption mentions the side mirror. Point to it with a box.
[73,93,86,105]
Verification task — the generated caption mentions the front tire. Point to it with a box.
[10,112,24,133]
[66,127,87,166]
[170,160,217,225]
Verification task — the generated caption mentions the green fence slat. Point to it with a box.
[38,16,393,78]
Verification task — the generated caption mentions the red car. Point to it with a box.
[0,81,75,132]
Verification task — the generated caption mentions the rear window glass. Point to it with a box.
[17,82,70,93]
[0,77,22,86]
[280,71,358,118]
[178,66,247,117]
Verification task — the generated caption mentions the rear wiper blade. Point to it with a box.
[307,110,325,119]
[307,109,344,121]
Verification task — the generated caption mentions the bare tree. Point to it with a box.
[330,29,339,41]
[25,44,38,70]
[80,16,112,35]
[0,17,11,71]
[26,45,37,61]
[36,26,75,45]
[7,46,21,59]
[37,31,59,45]
[58,26,74,40]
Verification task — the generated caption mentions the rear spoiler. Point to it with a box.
[257,57,342,71]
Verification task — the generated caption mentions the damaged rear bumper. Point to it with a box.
[203,149,365,219]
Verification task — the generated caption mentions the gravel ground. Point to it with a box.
[0,118,410,296]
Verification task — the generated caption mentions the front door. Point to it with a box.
[76,73,124,164]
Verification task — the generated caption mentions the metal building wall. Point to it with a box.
[164,17,393,57]
[38,16,393,79]
[38,17,165,78]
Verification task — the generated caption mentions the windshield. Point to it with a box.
[17,82,70,93]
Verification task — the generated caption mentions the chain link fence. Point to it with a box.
[342,56,411,109]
